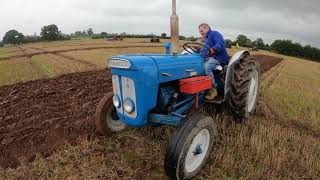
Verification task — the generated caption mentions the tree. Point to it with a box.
[270,40,304,56]
[87,28,93,36]
[179,35,186,40]
[22,35,42,43]
[41,24,63,41]
[74,31,82,37]
[189,36,197,42]
[265,44,270,50]
[235,34,252,47]
[270,39,320,62]
[271,40,294,55]
[303,45,314,59]
[0,41,3,47]
[161,33,167,39]
[3,30,24,45]
[81,31,87,36]
[253,38,265,49]
[101,32,108,36]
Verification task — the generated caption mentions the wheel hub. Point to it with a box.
[106,106,125,132]
[193,145,203,156]
[111,108,120,120]
[185,129,211,173]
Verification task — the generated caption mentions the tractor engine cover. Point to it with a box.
[149,54,204,83]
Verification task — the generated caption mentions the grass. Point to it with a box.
[0,39,167,86]
[60,47,165,68]
[0,129,173,179]
[0,58,44,86]
[31,54,96,77]
[30,56,54,77]
[0,52,16,58]
[1,112,319,179]
[0,39,319,179]
[261,57,320,131]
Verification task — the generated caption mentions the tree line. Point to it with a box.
[1,24,67,45]
[224,34,320,62]
[1,25,319,62]
[0,24,169,46]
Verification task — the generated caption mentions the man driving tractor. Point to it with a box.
[197,23,229,101]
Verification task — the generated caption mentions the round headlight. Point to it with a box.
[112,95,121,108]
[123,98,135,114]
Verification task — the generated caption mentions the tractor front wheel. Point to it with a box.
[95,92,126,136]
[164,112,216,179]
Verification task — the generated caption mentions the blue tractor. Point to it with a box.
[95,42,260,179]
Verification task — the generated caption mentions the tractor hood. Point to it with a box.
[108,54,156,71]
[148,54,204,83]
[108,54,204,83]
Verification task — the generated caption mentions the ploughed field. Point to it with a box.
[0,54,282,169]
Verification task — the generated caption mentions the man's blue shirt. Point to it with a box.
[200,29,229,65]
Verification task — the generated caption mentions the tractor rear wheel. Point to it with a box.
[164,112,216,179]
[95,92,126,136]
[228,56,261,123]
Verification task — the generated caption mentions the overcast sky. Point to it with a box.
[1,0,320,47]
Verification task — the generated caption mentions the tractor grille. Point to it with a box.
[112,75,137,118]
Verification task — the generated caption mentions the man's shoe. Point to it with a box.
[213,95,224,102]
[205,88,217,100]
[205,95,224,104]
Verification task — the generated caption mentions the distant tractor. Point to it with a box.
[106,36,124,41]
[251,46,259,51]
[150,36,160,43]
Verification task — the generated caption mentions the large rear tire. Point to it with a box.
[164,112,216,179]
[228,56,261,123]
[95,92,126,136]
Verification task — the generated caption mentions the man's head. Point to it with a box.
[198,23,211,37]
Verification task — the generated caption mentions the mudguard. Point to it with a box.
[224,50,250,100]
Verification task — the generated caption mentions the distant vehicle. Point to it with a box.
[106,36,124,41]
[150,36,160,43]
[251,46,259,51]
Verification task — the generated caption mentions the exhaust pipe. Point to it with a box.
[170,0,179,54]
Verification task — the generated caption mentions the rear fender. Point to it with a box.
[224,50,250,99]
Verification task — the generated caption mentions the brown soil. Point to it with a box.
[0,55,282,169]
[254,54,283,73]
[0,70,112,168]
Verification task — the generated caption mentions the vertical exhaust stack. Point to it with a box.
[170,0,179,54]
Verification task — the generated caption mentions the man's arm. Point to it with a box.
[208,32,225,54]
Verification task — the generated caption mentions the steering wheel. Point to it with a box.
[183,42,210,54]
